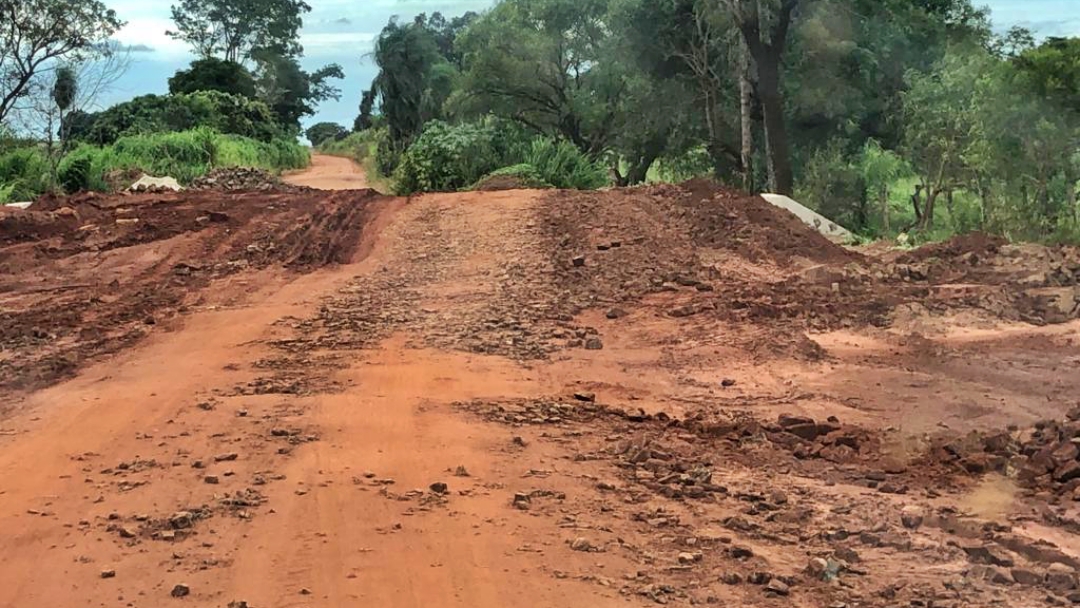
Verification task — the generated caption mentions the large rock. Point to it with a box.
[129,175,183,193]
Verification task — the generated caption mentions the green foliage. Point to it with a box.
[79,91,285,146]
[452,0,625,156]
[473,164,552,190]
[1013,37,1080,113]
[392,120,519,194]
[523,138,608,190]
[0,147,50,201]
[253,51,343,130]
[47,128,308,194]
[0,0,123,124]
[167,0,310,62]
[305,122,347,146]
[58,154,92,192]
[371,18,451,146]
[169,58,257,98]
[318,129,378,161]
[391,119,607,194]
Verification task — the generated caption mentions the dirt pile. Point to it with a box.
[189,167,301,192]
[0,188,385,392]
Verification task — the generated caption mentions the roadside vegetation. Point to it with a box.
[3,0,1080,246]
[304,1,1080,244]
[0,0,340,202]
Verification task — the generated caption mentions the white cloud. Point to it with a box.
[301,32,379,58]
[111,17,192,60]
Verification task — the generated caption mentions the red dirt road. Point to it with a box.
[2,157,1080,607]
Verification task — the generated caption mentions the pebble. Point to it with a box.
[429,482,449,494]
[204,475,220,485]
[765,579,790,596]
[570,537,594,552]
[100,569,116,579]
[171,583,190,598]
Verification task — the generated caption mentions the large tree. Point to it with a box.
[0,0,122,125]
[167,0,310,62]
[369,18,448,145]
[453,0,626,157]
[722,0,801,195]
[252,50,343,130]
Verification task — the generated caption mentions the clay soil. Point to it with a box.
[2,157,1080,608]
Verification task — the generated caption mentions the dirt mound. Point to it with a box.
[0,188,387,392]
[190,167,301,192]
[472,174,549,192]
[669,179,862,265]
[898,232,1007,264]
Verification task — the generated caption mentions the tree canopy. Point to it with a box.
[169,58,257,98]
[0,0,123,124]
[166,0,311,62]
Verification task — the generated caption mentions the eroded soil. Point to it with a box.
[1,157,1079,608]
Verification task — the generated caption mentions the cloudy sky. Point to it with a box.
[102,0,1079,130]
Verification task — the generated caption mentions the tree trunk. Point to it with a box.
[739,44,755,193]
[754,51,793,195]
[880,186,890,232]
[919,189,939,230]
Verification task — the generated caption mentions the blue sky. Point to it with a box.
[102,0,1079,131]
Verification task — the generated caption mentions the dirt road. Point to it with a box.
[2,157,1080,607]
[283,153,371,190]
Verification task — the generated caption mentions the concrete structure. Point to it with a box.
[760,193,853,243]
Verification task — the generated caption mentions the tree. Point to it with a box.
[723,0,801,195]
[305,122,346,146]
[1013,37,1080,114]
[901,48,988,230]
[859,139,906,232]
[355,88,377,132]
[0,0,123,125]
[453,0,627,157]
[369,18,447,145]
[167,0,311,62]
[169,58,257,98]
[252,51,343,130]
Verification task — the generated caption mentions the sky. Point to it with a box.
[101,0,1080,131]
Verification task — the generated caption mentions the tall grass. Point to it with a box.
[53,128,309,192]
[0,147,50,202]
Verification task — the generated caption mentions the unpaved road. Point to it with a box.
[284,154,371,191]
[2,156,1080,607]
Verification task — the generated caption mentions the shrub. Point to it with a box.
[0,147,50,201]
[393,121,503,194]
[524,138,608,190]
[56,128,308,191]
[80,92,286,146]
[59,155,93,192]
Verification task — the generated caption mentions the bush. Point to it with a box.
[0,147,50,201]
[80,92,286,146]
[392,121,511,194]
[57,128,309,191]
[524,138,608,190]
[59,155,93,193]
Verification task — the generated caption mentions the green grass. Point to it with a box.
[0,128,310,197]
